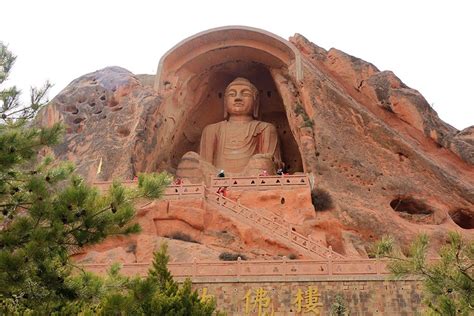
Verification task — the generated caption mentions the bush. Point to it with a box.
[218,252,247,261]
[294,103,314,128]
[331,294,349,315]
[70,243,220,315]
[288,253,298,260]
[311,188,333,211]
[165,232,199,243]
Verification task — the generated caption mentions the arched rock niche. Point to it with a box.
[140,26,306,174]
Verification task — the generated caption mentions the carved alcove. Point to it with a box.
[146,26,306,174]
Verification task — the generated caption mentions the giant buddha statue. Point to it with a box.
[176,77,283,182]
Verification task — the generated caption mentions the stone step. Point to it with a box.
[206,191,344,260]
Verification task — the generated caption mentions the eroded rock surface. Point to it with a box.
[290,33,473,254]
[38,67,161,181]
[38,32,473,261]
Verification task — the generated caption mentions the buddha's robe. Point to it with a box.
[199,120,282,173]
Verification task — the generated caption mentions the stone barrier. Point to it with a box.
[93,180,205,199]
[210,174,309,190]
[82,257,390,280]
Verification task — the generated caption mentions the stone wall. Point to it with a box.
[192,277,422,316]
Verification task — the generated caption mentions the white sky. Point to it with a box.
[2,0,473,130]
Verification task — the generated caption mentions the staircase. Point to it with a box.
[94,179,344,260]
[205,190,344,260]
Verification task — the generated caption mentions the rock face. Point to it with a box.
[38,67,161,181]
[39,27,473,261]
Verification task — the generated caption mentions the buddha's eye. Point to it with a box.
[226,91,236,97]
[242,92,253,97]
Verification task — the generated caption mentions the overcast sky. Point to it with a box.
[2,0,473,130]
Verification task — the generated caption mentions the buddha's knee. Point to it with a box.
[245,153,276,175]
[176,151,217,183]
[176,152,202,179]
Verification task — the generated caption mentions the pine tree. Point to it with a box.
[0,42,171,313]
[375,232,474,315]
[76,243,220,315]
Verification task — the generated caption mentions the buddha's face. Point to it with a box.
[224,84,255,117]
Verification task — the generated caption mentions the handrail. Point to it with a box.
[163,183,205,199]
[91,177,343,260]
[210,174,309,190]
[205,189,344,260]
[81,257,390,278]
[93,180,205,199]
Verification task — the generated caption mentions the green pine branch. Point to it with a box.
[374,232,474,315]
[0,41,176,313]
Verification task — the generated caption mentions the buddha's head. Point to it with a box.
[224,77,259,119]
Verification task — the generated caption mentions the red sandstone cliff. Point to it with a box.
[38,30,473,261]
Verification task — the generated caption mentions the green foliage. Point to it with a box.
[375,232,474,315]
[138,172,172,199]
[75,243,220,315]
[294,102,314,128]
[311,188,333,211]
[293,103,305,116]
[1,43,52,121]
[330,294,349,316]
[288,253,297,260]
[0,43,171,314]
[370,235,394,258]
[218,252,247,261]
[166,232,199,243]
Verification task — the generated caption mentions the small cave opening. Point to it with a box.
[390,197,435,224]
[117,126,131,137]
[449,209,474,229]
[73,117,85,124]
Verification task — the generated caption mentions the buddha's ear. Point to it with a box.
[253,94,260,119]
[223,98,228,119]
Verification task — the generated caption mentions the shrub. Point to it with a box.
[218,252,247,261]
[330,294,349,315]
[74,243,220,315]
[165,232,199,243]
[288,253,298,260]
[311,188,333,211]
[303,118,314,127]
[294,103,314,128]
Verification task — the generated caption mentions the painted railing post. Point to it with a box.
[282,256,287,280]
[237,256,242,281]
[328,246,333,276]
